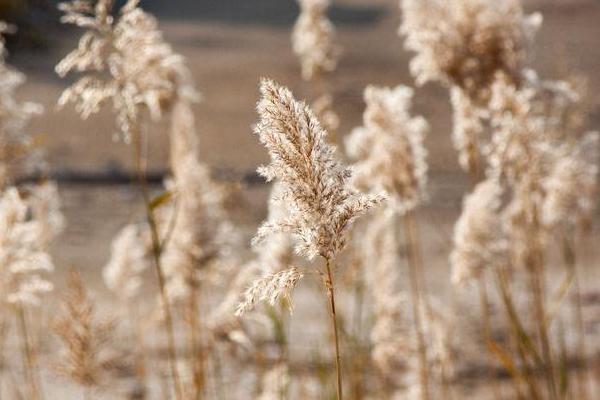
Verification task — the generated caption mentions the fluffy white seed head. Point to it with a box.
[235,267,304,316]
[292,0,339,81]
[542,132,599,230]
[0,23,44,188]
[253,78,384,260]
[0,187,58,306]
[400,0,541,102]
[161,100,237,303]
[451,178,508,284]
[346,85,428,215]
[255,181,294,273]
[364,211,411,375]
[103,223,151,300]
[57,0,198,142]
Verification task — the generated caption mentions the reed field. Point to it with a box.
[1,0,600,398]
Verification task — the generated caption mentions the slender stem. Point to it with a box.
[187,284,205,400]
[527,196,557,399]
[128,302,147,393]
[564,236,589,400]
[528,254,557,399]
[324,258,343,400]
[403,213,430,400]
[132,126,183,400]
[495,268,542,400]
[16,305,39,400]
[478,277,503,400]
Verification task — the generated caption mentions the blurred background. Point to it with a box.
[3,0,600,279]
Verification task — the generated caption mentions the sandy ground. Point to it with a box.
[2,0,600,398]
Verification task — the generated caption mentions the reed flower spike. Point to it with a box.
[56,0,197,142]
[346,85,428,215]
[253,78,384,261]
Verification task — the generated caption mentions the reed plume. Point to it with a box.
[346,83,432,399]
[103,223,151,300]
[0,183,61,398]
[292,0,339,82]
[53,270,116,397]
[56,0,197,142]
[248,78,384,400]
[0,22,44,189]
[400,0,541,177]
[162,100,236,304]
[346,85,428,215]
[362,211,410,395]
[236,267,304,316]
[451,178,508,284]
[253,79,383,261]
[0,187,56,307]
[399,0,541,100]
[541,132,599,231]
[234,182,295,319]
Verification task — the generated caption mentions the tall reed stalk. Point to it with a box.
[16,305,40,400]
[132,126,183,400]
[403,212,430,400]
[240,78,382,400]
[563,236,589,400]
[526,207,558,400]
[324,257,343,400]
[477,277,504,400]
[186,283,205,400]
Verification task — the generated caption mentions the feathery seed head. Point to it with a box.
[346,85,428,215]
[541,131,599,230]
[235,267,304,316]
[451,178,508,284]
[0,24,43,188]
[400,0,541,102]
[103,223,151,300]
[57,0,198,142]
[162,100,238,303]
[253,78,384,260]
[292,0,339,81]
[0,187,58,306]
